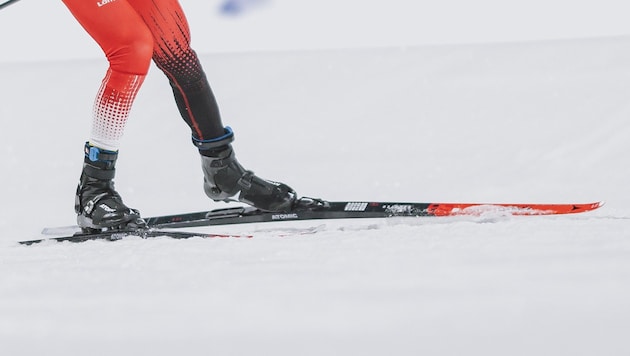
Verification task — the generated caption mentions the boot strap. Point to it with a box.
[83,164,116,180]
[193,126,234,151]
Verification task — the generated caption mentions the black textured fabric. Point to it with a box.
[154,50,226,140]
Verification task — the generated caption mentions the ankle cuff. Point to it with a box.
[193,126,234,151]
[84,142,117,170]
[84,142,117,162]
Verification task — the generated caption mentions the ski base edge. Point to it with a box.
[20,228,251,246]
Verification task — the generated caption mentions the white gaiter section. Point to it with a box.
[89,69,144,151]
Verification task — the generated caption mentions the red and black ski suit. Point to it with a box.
[62,0,225,150]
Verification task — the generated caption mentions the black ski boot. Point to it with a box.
[75,143,144,231]
[194,127,297,212]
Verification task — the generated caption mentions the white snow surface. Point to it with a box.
[2,5,630,356]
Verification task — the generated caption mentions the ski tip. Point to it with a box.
[585,201,604,209]
[567,201,604,214]
[558,201,605,214]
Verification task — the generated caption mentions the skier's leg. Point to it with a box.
[129,0,297,212]
[62,0,154,228]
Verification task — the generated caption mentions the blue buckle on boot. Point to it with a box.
[88,146,100,162]
[84,143,118,162]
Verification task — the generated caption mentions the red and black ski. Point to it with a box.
[29,199,602,245]
[144,199,604,229]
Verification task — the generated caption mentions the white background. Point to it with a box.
[1,0,630,62]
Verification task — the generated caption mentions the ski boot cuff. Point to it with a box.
[84,142,117,165]
[83,142,117,180]
[193,126,235,155]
